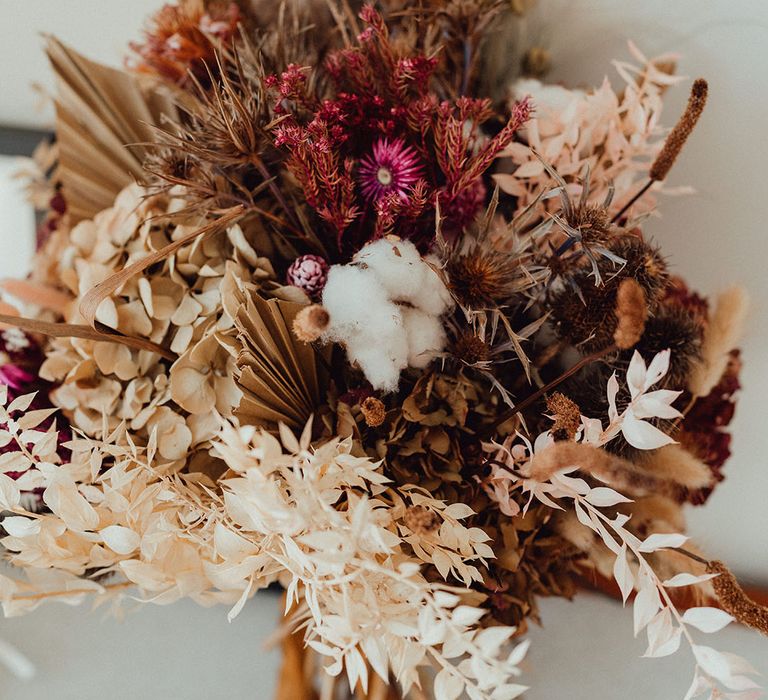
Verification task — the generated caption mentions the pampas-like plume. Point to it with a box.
[529,441,684,500]
[707,560,768,636]
[688,286,749,397]
[649,79,709,181]
[613,279,647,349]
[638,444,713,492]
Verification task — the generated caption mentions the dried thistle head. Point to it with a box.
[146,38,286,219]
[446,248,523,307]
[631,305,702,388]
[608,235,669,305]
[451,331,490,365]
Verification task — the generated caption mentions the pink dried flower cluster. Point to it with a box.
[286,254,329,297]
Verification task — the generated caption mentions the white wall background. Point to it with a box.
[0,1,766,698]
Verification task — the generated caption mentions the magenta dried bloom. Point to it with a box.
[286,255,330,297]
[358,138,422,202]
[0,364,36,391]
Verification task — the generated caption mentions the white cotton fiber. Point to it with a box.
[416,265,455,316]
[353,238,426,302]
[401,307,447,368]
[320,239,454,392]
[345,333,408,393]
[321,265,391,337]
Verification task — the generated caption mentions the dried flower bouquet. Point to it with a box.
[0,1,765,699]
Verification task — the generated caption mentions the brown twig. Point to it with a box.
[488,344,617,434]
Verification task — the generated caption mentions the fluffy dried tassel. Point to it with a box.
[613,279,647,349]
[688,286,749,397]
[649,79,708,181]
[293,305,330,343]
[707,560,768,636]
[530,441,684,500]
[556,510,615,578]
[638,444,713,493]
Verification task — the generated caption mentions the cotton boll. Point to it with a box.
[416,260,455,316]
[321,242,452,391]
[353,238,425,304]
[321,265,390,337]
[346,332,408,392]
[401,307,447,368]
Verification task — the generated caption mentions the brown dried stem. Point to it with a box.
[489,344,617,433]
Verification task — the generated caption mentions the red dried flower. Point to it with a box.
[129,1,241,86]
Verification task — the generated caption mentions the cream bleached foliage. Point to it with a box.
[483,352,761,700]
[0,388,525,699]
[496,43,686,217]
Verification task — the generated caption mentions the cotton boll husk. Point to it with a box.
[401,307,447,368]
[688,286,749,397]
[352,238,425,303]
[639,444,713,492]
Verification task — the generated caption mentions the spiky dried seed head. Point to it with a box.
[452,331,490,365]
[608,235,669,305]
[447,250,520,307]
[632,306,702,388]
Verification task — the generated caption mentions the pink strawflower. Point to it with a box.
[286,255,330,297]
[358,138,422,202]
[0,364,35,391]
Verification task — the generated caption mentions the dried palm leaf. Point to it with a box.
[45,37,181,221]
[231,280,328,429]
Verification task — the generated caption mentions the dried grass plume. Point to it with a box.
[613,278,648,349]
[688,286,749,397]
